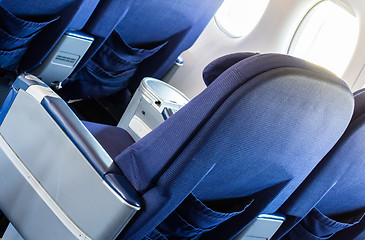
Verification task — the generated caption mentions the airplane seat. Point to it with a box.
[0,53,354,240]
[83,53,354,239]
[275,88,365,240]
[57,0,225,122]
[0,0,99,75]
[0,0,135,116]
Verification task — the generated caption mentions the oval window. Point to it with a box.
[288,1,359,77]
[215,0,270,38]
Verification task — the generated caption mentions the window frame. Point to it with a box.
[287,0,359,76]
[214,0,270,38]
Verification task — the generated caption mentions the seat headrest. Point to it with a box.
[202,52,258,86]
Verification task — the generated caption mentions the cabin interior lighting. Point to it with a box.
[288,1,359,77]
[214,0,270,38]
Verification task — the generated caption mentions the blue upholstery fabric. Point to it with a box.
[0,3,58,71]
[352,88,365,120]
[298,208,361,238]
[111,53,353,240]
[63,30,167,98]
[151,193,253,239]
[82,121,134,160]
[68,0,134,77]
[202,52,259,86]
[330,216,365,240]
[278,89,365,240]
[79,121,252,239]
[123,0,224,91]
[59,0,225,99]
[282,207,363,240]
[0,0,99,72]
[0,87,17,125]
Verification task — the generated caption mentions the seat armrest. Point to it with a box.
[0,74,140,240]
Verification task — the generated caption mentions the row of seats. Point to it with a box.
[0,1,363,239]
[0,52,360,239]
[0,0,225,110]
[60,0,225,101]
[0,53,362,239]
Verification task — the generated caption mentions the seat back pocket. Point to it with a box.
[155,194,254,239]
[75,30,168,98]
[0,5,59,71]
[285,208,365,240]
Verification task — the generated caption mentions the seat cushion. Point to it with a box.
[82,121,134,159]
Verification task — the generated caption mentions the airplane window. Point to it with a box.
[214,0,270,38]
[288,0,359,77]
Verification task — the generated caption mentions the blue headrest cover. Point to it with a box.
[202,52,258,86]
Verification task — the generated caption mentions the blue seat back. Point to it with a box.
[69,0,134,76]
[0,0,99,72]
[59,0,225,99]
[0,0,225,102]
[274,89,365,240]
[114,53,354,239]
[317,89,365,215]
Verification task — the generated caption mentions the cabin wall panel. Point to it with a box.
[168,0,365,97]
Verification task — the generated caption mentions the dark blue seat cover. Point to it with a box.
[0,0,224,106]
[82,121,135,159]
[0,0,99,73]
[59,0,225,99]
[279,88,365,240]
[84,53,354,239]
